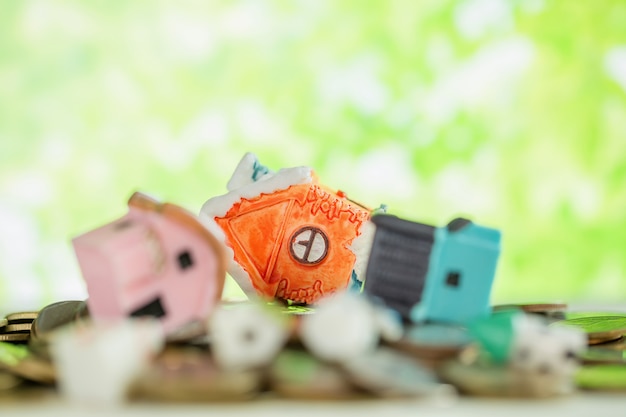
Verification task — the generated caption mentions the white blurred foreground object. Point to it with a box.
[209,303,290,371]
[50,319,164,405]
[299,292,403,363]
[509,314,586,395]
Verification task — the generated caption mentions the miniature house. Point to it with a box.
[364,214,501,324]
[200,153,373,305]
[72,192,226,334]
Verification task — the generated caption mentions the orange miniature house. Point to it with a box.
[200,153,372,304]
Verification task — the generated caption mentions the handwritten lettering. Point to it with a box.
[275,279,324,304]
[305,185,369,224]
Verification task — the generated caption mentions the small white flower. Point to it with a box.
[51,319,163,405]
[509,315,586,395]
[209,303,289,370]
[300,292,401,362]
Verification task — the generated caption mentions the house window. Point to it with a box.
[289,226,329,265]
[446,271,461,287]
[177,250,194,270]
[130,297,166,318]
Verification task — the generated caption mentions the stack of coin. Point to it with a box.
[492,302,568,320]
[4,296,626,400]
[0,312,38,344]
[342,347,450,398]
[390,323,472,366]
[269,349,359,400]
[0,336,56,385]
[0,371,22,392]
[576,364,626,391]
[552,315,626,345]
[131,347,262,402]
[439,360,572,398]
[580,348,626,365]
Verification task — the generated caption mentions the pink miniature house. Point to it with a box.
[72,192,227,334]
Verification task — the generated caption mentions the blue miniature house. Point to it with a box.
[363,215,501,324]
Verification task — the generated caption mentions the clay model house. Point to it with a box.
[72,192,226,334]
[364,214,501,324]
[200,153,374,305]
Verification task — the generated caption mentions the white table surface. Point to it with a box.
[3,391,626,417]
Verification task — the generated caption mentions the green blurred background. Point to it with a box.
[1,0,625,312]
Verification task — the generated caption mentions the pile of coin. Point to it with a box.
[1,300,626,402]
[556,312,626,391]
[0,312,38,344]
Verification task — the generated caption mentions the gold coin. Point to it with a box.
[391,324,471,361]
[440,360,563,398]
[28,300,85,359]
[270,350,358,400]
[521,303,567,313]
[4,323,32,333]
[493,303,567,314]
[131,348,261,402]
[0,340,55,384]
[0,333,29,343]
[6,312,39,324]
[581,347,626,365]
[554,315,626,344]
[0,318,6,329]
[10,357,56,385]
[565,311,626,320]
[0,371,22,391]
[576,365,626,391]
[588,334,623,345]
[492,303,567,321]
[593,337,626,351]
[31,300,88,342]
[342,348,443,398]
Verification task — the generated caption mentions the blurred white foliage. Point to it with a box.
[605,46,626,93]
[353,145,421,202]
[317,54,390,115]
[0,202,42,311]
[454,0,514,40]
[424,37,535,123]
